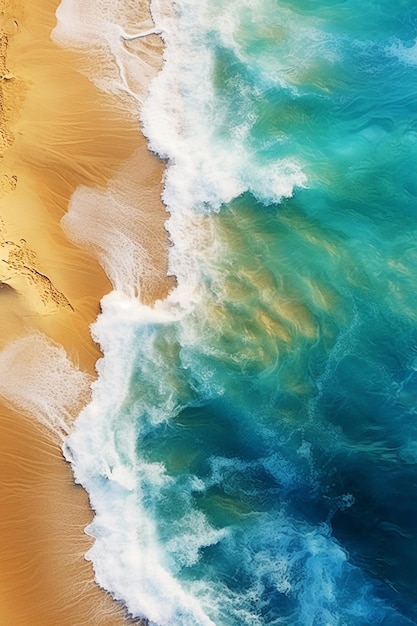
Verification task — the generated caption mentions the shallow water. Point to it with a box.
[56,0,417,623]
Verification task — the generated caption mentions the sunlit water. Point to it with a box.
[56,0,417,623]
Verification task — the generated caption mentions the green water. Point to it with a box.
[66,0,417,623]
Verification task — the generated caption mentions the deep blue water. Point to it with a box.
[63,0,417,623]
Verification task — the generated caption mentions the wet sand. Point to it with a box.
[0,403,135,625]
[0,0,170,623]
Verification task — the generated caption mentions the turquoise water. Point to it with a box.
[62,0,417,623]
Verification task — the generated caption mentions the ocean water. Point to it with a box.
[53,0,417,624]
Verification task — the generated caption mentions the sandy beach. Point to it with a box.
[0,0,170,623]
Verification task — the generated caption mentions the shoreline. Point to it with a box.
[0,0,170,623]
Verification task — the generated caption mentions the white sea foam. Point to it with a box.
[55,0,308,301]
[41,1,417,623]
[63,291,219,625]
[50,0,317,622]
[0,3,227,620]
[0,333,91,440]
[61,164,156,298]
[53,0,160,107]
[165,509,228,568]
[53,0,168,300]
[210,0,340,92]
[143,0,307,214]
[387,37,417,67]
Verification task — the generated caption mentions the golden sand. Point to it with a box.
[0,404,138,625]
[0,0,171,623]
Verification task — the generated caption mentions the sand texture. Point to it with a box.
[0,0,170,623]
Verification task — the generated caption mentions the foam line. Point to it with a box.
[117,26,163,41]
[0,334,91,441]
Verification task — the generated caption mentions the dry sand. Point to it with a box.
[0,0,171,623]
